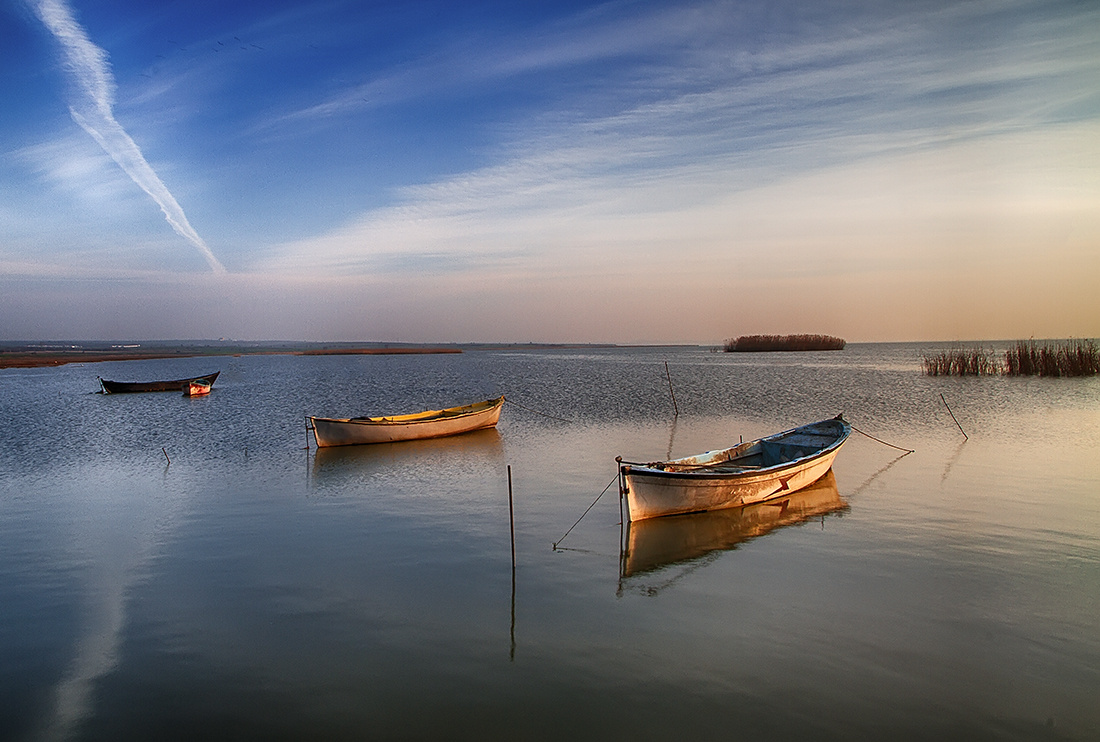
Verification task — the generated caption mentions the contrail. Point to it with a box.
[32,0,226,273]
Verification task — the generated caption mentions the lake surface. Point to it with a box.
[2,344,1098,741]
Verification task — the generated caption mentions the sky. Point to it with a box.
[1,0,1098,344]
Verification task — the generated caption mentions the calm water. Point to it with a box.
[1,344,1098,741]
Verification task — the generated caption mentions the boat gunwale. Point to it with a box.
[621,418,850,481]
[623,445,839,482]
[309,396,504,428]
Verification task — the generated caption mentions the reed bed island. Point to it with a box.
[723,334,846,352]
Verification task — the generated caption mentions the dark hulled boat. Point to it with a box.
[99,371,220,394]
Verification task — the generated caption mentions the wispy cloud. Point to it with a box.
[30,0,226,273]
[268,2,691,128]
[259,0,1100,280]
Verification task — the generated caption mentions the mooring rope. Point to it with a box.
[850,424,914,454]
[503,397,575,423]
[552,474,619,549]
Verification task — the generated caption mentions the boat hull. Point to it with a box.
[100,371,219,394]
[622,470,846,577]
[310,397,504,447]
[620,417,850,521]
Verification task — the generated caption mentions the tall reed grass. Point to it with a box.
[923,340,1099,377]
[1003,339,1100,377]
[921,347,1000,376]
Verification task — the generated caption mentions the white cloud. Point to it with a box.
[30,0,226,273]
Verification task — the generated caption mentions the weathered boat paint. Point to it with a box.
[184,380,213,396]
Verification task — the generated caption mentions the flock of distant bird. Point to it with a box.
[138,36,269,78]
[168,36,265,54]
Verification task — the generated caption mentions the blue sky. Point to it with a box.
[2,0,1098,343]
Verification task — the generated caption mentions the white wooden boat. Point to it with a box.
[310,396,504,447]
[618,416,850,521]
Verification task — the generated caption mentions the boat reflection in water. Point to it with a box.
[620,470,847,579]
[310,426,505,482]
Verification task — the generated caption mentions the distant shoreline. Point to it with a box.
[0,345,462,370]
[0,341,641,369]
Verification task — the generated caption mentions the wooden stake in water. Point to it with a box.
[941,393,968,440]
[162,447,170,465]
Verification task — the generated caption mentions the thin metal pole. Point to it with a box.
[508,465,516,661]
[617,460,626,574]
[508,466,516,570]
[940,393,968,440]
[616,457,625,528]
